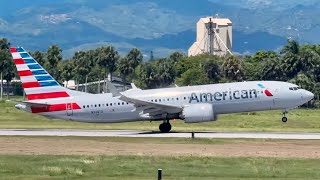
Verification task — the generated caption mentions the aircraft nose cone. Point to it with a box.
[304,91,314,102]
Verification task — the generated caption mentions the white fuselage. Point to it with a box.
[27,81,313,123]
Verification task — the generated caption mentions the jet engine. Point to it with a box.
[181,103,216,123]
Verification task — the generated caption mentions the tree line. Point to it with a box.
[0,38,319,107]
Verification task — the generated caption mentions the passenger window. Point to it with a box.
[176,98,179,100]
[151,100,153,102]
[122,102,124,105]
[106,104,108,106]
[155,100,157,102]
[94,104,97,107]
[118,102,120,105]
[99,104,101,107]
[110,104,112,106]
[167,98,170,101]
[87,105,89,108]
[159,99,161,102]
[83,105,85,108]
[184,97,186,100]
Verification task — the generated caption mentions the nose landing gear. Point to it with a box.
[282,111,288,123]
[159,121,172,133]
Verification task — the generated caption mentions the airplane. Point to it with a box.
[10,47,314,133]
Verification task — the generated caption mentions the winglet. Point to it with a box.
[131,83,138,89]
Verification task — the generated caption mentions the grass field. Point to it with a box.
[1,100,320,132]
[0,155,320,179]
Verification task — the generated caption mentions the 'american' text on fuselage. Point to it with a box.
[189,89,259,103]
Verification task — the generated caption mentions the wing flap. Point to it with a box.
[119,93,182,116]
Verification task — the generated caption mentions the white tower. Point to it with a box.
[188,17,232,56]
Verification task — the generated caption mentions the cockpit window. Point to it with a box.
[289,87,301,91]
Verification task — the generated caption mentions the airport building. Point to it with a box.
[188,17,232,56]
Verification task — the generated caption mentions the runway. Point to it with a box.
[1,129,320,139]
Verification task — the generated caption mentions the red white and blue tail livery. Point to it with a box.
[10,47,75,100]
[10,47,82,114]
[10,47,314,133]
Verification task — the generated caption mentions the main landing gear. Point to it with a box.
[282,111,288,123]
[159,121,172,133]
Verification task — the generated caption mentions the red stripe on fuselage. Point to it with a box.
[22,82,40,89]
[14,58,25,64]
[18,70,33,76]
[31,103,81,113]
[27,91,70,100]
[10,48,17,53]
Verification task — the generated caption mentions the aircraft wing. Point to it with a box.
[119,93,182,116]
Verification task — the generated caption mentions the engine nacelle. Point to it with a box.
[181,103,216,123]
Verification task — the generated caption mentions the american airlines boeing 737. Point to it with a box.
[10,47,314,133]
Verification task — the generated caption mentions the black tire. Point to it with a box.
[165,123,172,132]
[282,117,288,123]
[159,123,172,133]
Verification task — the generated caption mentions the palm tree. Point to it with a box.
[60,60,74,88]
[202,58,221,83]
[169,51,184,64]
[118,57,134,82]
[260,57,285,81]
[30,50,46,67]
[222,56,243,82]
[0,38,10,101]
[156,59,176,87]
[2,60,15,99]
[46,45,62,80]
[281,39,300,55]
[96,46,119,93]
[127,48,143,70]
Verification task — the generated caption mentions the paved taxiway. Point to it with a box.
[0,129,320,139]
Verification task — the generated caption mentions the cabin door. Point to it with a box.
[66,103,73,116]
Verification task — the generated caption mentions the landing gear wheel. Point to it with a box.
[282,116,288,123]
[159,122,172,133]
[282,111,288,123]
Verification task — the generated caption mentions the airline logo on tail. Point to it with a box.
[257,84,273,97]
[10,47,70,101]
[10,47,81,113]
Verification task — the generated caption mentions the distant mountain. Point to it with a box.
[0,0,319,58]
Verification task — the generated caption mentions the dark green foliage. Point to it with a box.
[30,50,46,67]
[46,45,63,81]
